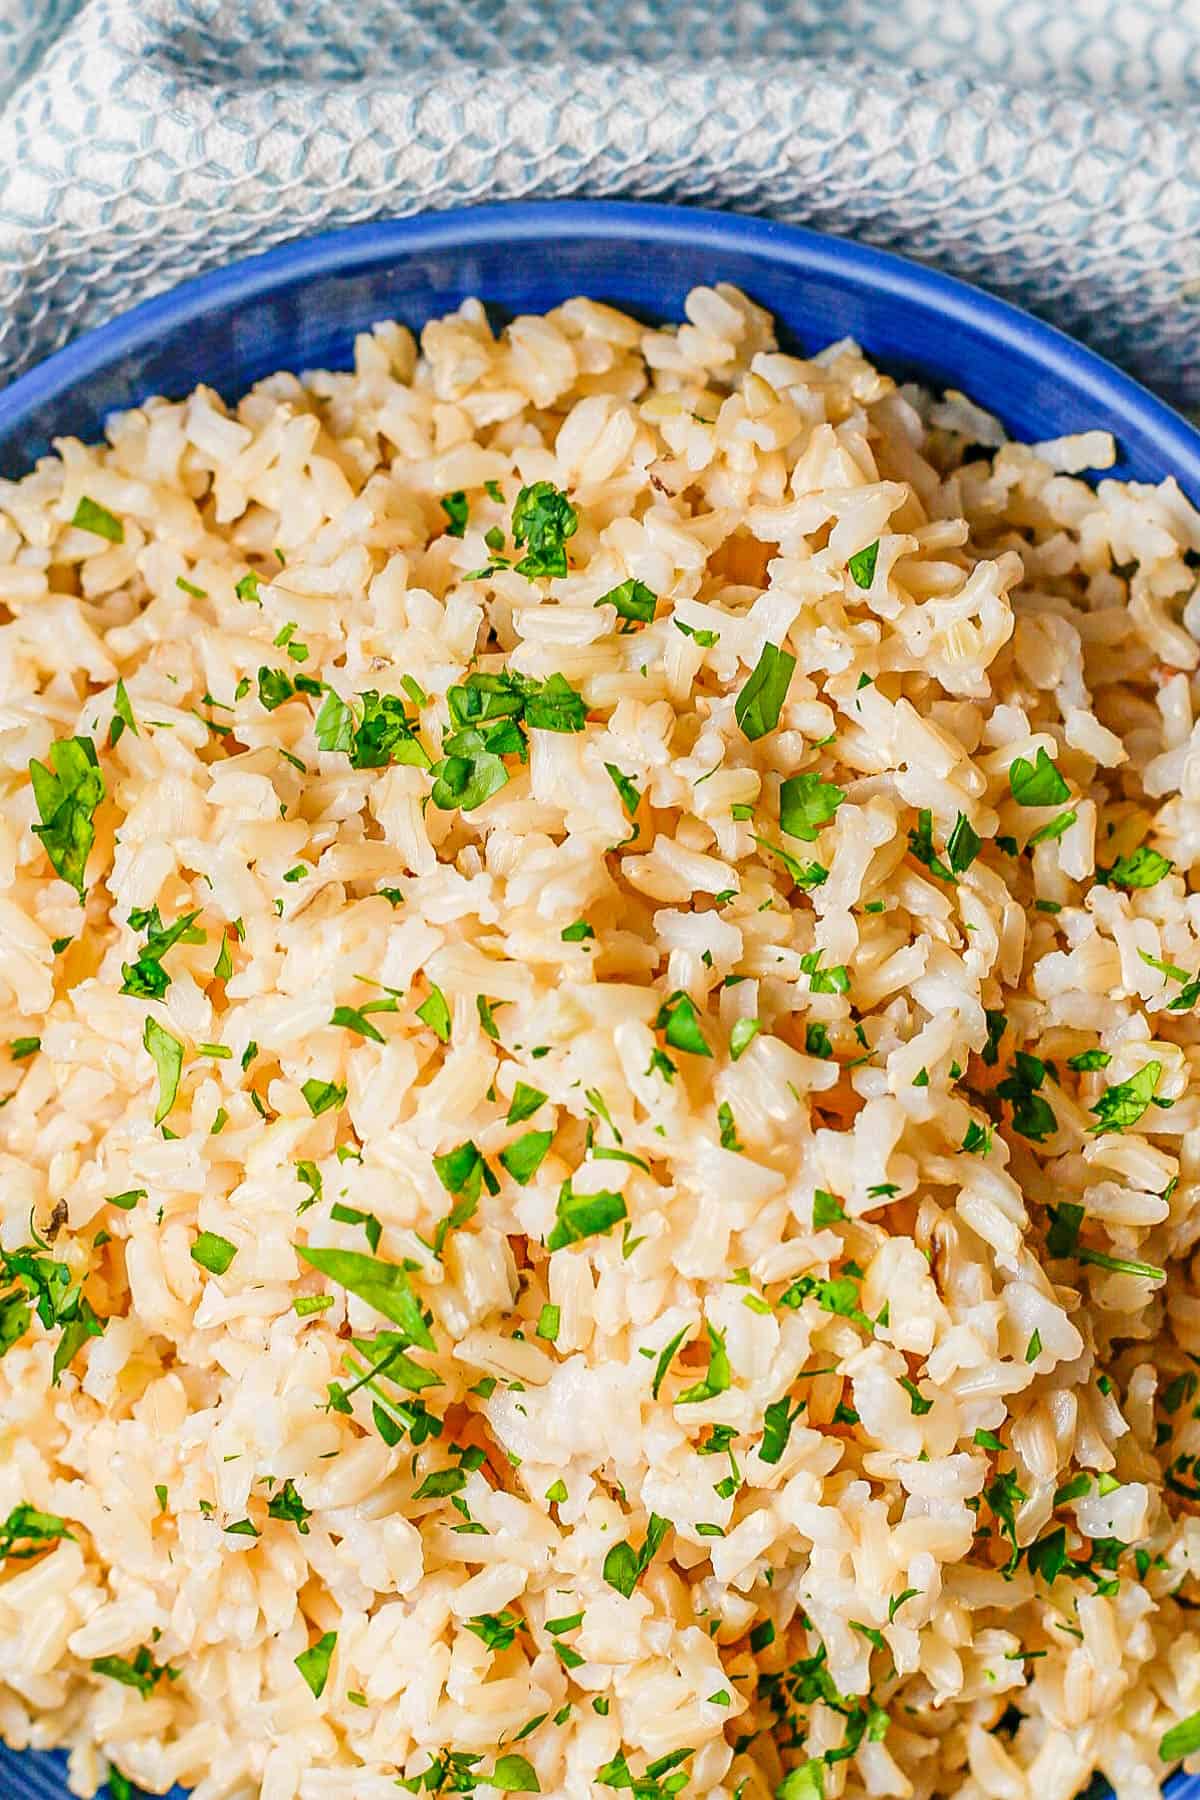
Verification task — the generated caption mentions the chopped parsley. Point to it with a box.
[110,677,138,747]
[524,672,588,733]
[1160,1712,1200,1763]
[605,762,641,817]
[780,1272,872,1329]
[71,495,124,543]
[1009,747,1070,808]
[595,578,657,623]
[330,999,397,1043]
[946,812,982,872]
[906,809,964,883]
[780,773,845,842]
[416,983,452,1043]
[729,1017,761,1061]
[1026,1525,1068,1585]
[754,836,828,889]
[267,1479,312,1534]
[433,1140,497,1204]
[983,1468,1026,1573]
[996,1051,1057,1142]
[1068,1048,1110,1071]
[674,618,720,647]
[91,1645,177,1700]
[0,1503,75,1561]
[191,1232,237,1276]
[546,1181,626,1252]
[294,1293,333,1317]
[1027,809,1076,847]
[317,687,431,770]
[440,491,469,537]
[29,735,106,900]
[603,1511,670,1597]
[735,643,795,740]
[107,1190,145,1211]
[760,1396,802,1464]
[121,907,203,999]
[813,1190,845,1225]
[295,1630,336,1700]
[982,1009,1007,1067]
[1089,1060,1164,1133]
[1078,1248,1164,1281]
[142,1016,183,1125]
[847,541,879,588]
[536,1304,560,1342]
[499,1130,554,1185]
[1050,1202,1086,1260]
[799,951,849,994]
[1100,845,1173,889]
[511,481,578,577]
[301,1078,346,1117]
[490,1753,540,1792]
[430,723,514,812]
[331,1203,382,1252]
[675,1324,731,1404]
[257,666,295,711]
[295,1246,434,1346]
[0,1238,105,1383]
[507,1083,548,1125]
[651,1326,689,1399]
[654,990,712,1057]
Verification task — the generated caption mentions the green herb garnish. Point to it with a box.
[71,496,123,543]
[301,1078,346,1117]
[29,735,105,900]
[654,990,712,1058]
[735,643,795,741]
[780,773,845,842]
[1009,747,1070,808]
[511,482,578,578]
[1089,1061,1164,1133]
[499,1130,554,1185]
[595,579,656,624]
[847,541,879,588]
[1100,845,1173,889]
[143,1016,183,1124]
[295,1630,336,1700]
[191,1232,236,1276]
[546,1180,626,1252]
[602,1514,670,1598]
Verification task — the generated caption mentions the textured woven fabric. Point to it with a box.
[1,0,1200,407]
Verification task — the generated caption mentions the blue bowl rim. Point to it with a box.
[0,197,1197,1800]
[3,198,1200,499]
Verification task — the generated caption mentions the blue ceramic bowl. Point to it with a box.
[0,200,1196,1800]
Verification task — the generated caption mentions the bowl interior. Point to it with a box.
[2,201,1200,495]
[0,200,1198,1800]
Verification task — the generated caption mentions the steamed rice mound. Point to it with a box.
[1,282,1199,1800]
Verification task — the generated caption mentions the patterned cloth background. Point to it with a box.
[1,0,1200,406]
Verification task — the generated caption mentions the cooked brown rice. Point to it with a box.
[0,283,1199,1800]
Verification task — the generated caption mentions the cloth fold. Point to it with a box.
[1,0,1198,406]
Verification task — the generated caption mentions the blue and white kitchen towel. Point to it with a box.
[1,0,1200,405]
